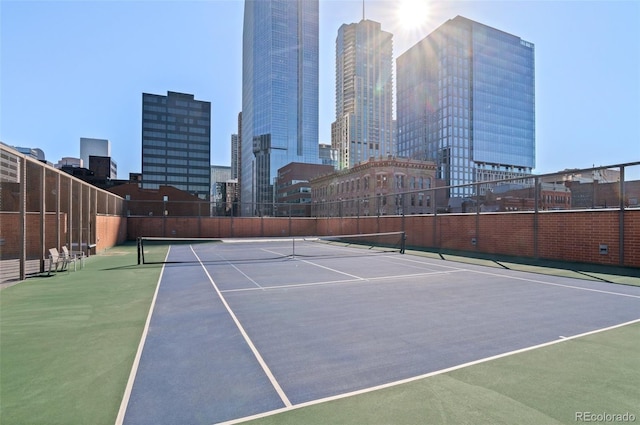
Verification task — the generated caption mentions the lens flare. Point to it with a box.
[396,0,429,30]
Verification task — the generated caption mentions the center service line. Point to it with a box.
[190,246,292,408]
[215,253,264,290]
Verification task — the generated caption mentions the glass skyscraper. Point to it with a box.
[332,19,394,170]
[141,91,211,199]
[397,16,535,197]
[241,0,319,216]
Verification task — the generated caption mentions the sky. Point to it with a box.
[1,0,639,179]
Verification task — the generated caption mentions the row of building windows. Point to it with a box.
[143,131,209,140]
[143,140,209,150]
[143,104,210,118]
[143,122,209,133]
[144,166,210,175]
[317,193,432,208]
[173,100,206,110]
[315,175,433,198]
[143,113,209,126]
[143,149,209,159]
[143,158,210,167]
[143,173,211,183]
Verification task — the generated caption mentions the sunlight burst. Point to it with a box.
[396,0,430,30]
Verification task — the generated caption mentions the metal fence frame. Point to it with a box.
[1,144,125,283]
[125,161,640,220]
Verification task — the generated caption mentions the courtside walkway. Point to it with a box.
[0,243,162,425]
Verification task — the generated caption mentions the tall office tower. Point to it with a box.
[80,137,116,178]
[397,16,535,197]
[236,112,242,201]
[332,19,394,170]
[141,91,211,199]
[231,134,239,180]
[242,0,320,216]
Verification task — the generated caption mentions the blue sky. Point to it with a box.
[1,0,639,179]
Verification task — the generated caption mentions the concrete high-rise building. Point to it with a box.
[80,137,116,179]
[141,91,211,199]
[332,19,394,170]
[397,16,535,197]
[241,0,320,216]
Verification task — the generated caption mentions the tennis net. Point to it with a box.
[137,232,406,265]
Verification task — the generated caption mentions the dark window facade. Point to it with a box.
[141,91,211,199]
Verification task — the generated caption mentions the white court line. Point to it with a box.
[295,255,448,282]
[395,254,471,271]
[218,317,640,425]
[215,254,264,290]
[395,254,640,299]
[221,269,467,293]
[222,278,364,293]
[190,246,292,408]
[115,247,170,425]
[464,268,640,299]
[298,258,365,280]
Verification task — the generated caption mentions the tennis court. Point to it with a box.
[117,237,640,425]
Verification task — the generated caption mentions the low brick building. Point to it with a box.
[276,163,334,216]
[109,184,208,217]
[310,157,439,216]
[482,183,572,212]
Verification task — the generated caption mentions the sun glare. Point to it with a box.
[397,0,429,30]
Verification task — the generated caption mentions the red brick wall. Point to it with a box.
[96,215,127,252]
[1,213,21,259]
[2,212,124,261]
[405,215,435,248]
[123,210,640,268]
[438,214,477,252]
[624,210,640,266]
[478,213,535,257]
[1,213,67,260]
[537,211,620,265]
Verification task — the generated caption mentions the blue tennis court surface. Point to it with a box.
[121,240,640,424]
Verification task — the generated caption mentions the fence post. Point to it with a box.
[19,158,26,281]
[56,172,61,259]
[534,176,539,259]
[432,188,438,251]
[67,178,72,256]
[475,182,480,250]
[619,166,625,266]
[40,165,46,272]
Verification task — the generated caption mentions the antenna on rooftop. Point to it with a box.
[363,0,365,20]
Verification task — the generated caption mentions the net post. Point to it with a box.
[401,232,406,254]
[137,237,141,265]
